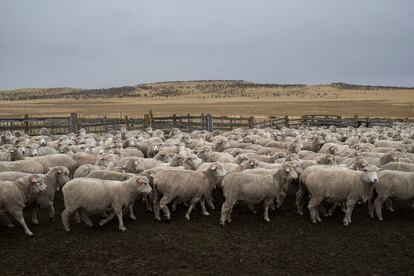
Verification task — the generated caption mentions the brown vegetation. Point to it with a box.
[0,81,413,117]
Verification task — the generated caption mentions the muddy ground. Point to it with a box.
[1,188,413,275]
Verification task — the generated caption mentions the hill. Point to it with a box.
[0,81,413,117]
[1,80,412,101]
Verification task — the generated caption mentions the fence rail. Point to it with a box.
[0,113,412,135]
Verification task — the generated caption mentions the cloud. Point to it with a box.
[0,0,413,89]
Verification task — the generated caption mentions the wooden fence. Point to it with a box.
[0,113,412,135]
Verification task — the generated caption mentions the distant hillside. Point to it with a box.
[0,80,412,101]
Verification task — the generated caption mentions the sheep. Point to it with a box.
[37,146,59,156]
[0,171,29,181]
[380,162,414,172]
[301,135,325,152]
[86,170,136,181]
[73,164,106,178]
[61,175,152,232]
[0,159,44,174]
[196,148,234,163]
[371,170,414,221]
[153,163,228,221]
[120,147,144,159]
[136,157,170,170]
[30,166,71,224]
[220,163,298,225]
[95,154,120,168]
[31,154,77,174]
[0,175,48,236]
[182,154,203,170]
[116,157,145,174]
[153,151,172,163]
[297,166,378,226]
[242,153,282,163]
[170,153,185,167]
[0,147,25,161]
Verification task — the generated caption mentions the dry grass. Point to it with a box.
[0,82,412,117]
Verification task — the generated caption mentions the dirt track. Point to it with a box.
[1,189,413,275]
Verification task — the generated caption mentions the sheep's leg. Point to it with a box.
[199,200,210,216]
[368,199,374,218]
[113,205,126,231]
[220,200,233,226]
[79,208,93,227]
[153,191,162,221]
[129,201,136,220]
[270,202,276,211]
[31,209,39,225]
[295,189,305,216]
[144,194,153,212]
[318,205,328,217]
[247,204,257,215]
[74,211,81,224]
[374,196,385,221]
[61,209,75,232]
[308,197,322,224]
[0,212,14,228]
[99,212,115,226]
[185,197,201,220]
[172,200,178,212]
[220,200,234,226]
[205,193,215,210]
[385,199,394,212]
[10,209,33,236]
[159,195,173,220]
[327,203,339,216]
[343,200,356,226]
[276,192,287,208]
[48,205,55,219]
[263,199,273,222]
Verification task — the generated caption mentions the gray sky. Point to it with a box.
[1,0,413,89]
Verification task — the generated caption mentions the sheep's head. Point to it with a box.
[362,166,379,185]
[29,175,48,194]
[55,167,71,187]
[134,176,152,194]
[279,163,298,181]
[184,154,202,170]
[241,159,258,169]
[208,163,228,178]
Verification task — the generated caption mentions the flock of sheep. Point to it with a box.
[0,123,413,236]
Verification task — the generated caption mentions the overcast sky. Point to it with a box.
[0,0,413,89]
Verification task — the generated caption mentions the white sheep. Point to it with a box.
[0,175,48,236]
[61,176,152,232]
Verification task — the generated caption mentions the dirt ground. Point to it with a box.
[1,188,413,275]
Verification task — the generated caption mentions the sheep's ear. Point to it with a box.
[133,161,138,166]
[57,170,63,174]
[30,176,38,183]
[136,178,145,185]
[149,172,155,178]
[284,166,290,173]
[210,164,217,171]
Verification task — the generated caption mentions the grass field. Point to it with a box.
[0,82,413,117]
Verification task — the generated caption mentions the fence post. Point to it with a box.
[248,116,254,128]
[69,113,78,133]
[354,114,359,128]
[172,114,177,128]
[206,114,213,132]
[144,114,150,129]
[125,115,129,129]
[24,114,29,134]
[284,116,289,128]
[201,113,204,129]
